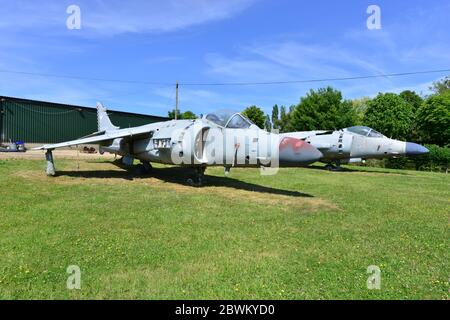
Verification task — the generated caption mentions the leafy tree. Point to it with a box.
[290,87,357,131]
[168,109,197,120]
[242,105,266,129]
[271,104,279,129]
[430,76,450,95]
[280,106,288,131]
[416,91,450,146]
[385,157,409,170]
[399,90,424,141]
[277,105,295,132]
[264,114,272,131]
[363,93,414,140]
[181,111,197,119]
[413,144,450,173]
[400,90,423,112]
[351,97,371,125]
[168,109,179,119]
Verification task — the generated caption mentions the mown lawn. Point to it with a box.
[0,158,448,299]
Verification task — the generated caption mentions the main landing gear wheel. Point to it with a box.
[187,167,206,186]
[134,161,152,175]
[324,162,341,171]
[142,161,152,173]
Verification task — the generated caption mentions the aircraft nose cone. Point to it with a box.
[309,145,324,161]
[405,142,429,156]
[279,137,323,164]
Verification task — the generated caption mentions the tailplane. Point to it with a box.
[97,102,119,131]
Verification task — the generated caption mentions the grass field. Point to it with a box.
[0,157,448,299]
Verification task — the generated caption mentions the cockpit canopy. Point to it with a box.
[345,126,385,138]
[204,109,254,129]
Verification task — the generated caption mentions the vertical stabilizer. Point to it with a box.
[97,102,119,131]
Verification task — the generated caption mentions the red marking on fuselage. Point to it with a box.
[279,137,308,152]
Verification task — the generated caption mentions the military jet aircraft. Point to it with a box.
[282,126,429,170]
[35,104,322,184]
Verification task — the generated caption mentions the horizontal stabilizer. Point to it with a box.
[33,126,156,150]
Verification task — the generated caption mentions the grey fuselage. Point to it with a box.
[36,106,324,178]
[100,118,323,168]
[282,126,429,164]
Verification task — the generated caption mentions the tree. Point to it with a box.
[363,93,414,140]
[242,105,266,129]
[351,97,371,125]
[277,105,295,132]
[290,87,357,131]
[271,104,279,129]
[181,111,197,119]
[416,91,450,146]
[264,114,272,131]
[168,109,197,120]
[430,76,450,95]
[399,90,424,141]
[280,106,288,131]
[413,144,450,173]
[400,90,423,112]
[168,109,179,119]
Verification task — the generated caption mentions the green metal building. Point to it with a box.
[0,96,168,144]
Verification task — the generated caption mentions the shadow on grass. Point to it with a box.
[307,165,410,175]
[57,166,312,197]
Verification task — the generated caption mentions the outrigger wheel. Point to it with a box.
[45,149,56,176]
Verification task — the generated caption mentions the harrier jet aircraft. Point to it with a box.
[282,126,429,170]
[35,104,322,184]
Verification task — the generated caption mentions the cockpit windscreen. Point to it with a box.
[205,109,253,129]
[346,126,384,138]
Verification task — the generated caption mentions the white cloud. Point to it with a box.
[0,0,256,35]
[143,56,184,65]
[86,0,255,35]
[0,0,448,116]
[205,53,294,82]
[204,39,392,89]
[151,85,254,114]
[0,0,258,115]
[203,7,450,100]
[246,41,388,77]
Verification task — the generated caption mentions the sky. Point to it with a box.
[0,0,449,117]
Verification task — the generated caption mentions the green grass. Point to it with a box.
[0,158,448,299]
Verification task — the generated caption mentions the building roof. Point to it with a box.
[0,95,169,120]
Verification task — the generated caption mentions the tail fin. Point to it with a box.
[97,102,119,131]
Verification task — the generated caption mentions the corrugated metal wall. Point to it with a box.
[0,96,167,143]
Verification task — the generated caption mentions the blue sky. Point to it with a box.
[0,0,449,116]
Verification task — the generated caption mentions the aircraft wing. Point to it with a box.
[33,126,155,150]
